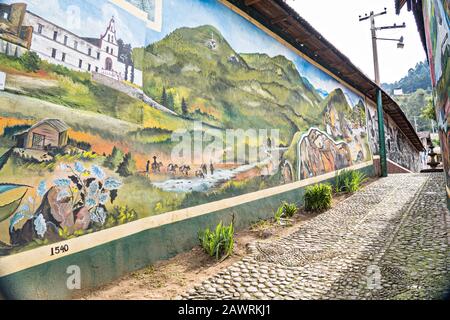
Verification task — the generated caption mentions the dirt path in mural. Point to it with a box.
[75,181,374,300]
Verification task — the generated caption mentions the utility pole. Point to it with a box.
[359,9,406,178]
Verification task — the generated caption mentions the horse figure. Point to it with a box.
[195,170,205,179]
[167,164,178,175]
[179,165,191,176]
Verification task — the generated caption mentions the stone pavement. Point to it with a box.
[181,173,450,300]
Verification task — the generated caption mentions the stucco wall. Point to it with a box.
[422,0,450,205]
[366,101,421,172]
[0,0,418,299]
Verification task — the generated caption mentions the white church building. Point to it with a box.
[23,12,143,87]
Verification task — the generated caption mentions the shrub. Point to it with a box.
[198,221,234,260]
[116,152,136,177]
[304,184,332,212]
[104,146,125,170]
[283,202,298,218]
[105,206,138,229]
[274,201,298,224]
[20,51,41,72]
[335,169,367,194]
[67,138,92,151]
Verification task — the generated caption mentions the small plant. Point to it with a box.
[274,202,298,225]
[283,202,298,218]
[198,221,234,260]
[304,184,332,212]
[335,169,367,193]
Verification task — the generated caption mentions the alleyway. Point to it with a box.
[182,173,450,300]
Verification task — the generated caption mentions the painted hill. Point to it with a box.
[135,25,325,143]
[321,88,354,140]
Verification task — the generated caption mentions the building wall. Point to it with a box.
[26,124,60,149]
[24,13,101,72]
[0,0,419,298]
[366,101,421,172]
[422,0,450,205]
[23,12,142,86]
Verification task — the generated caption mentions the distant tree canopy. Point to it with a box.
[382,61,432,94]
[421,99,437,122]
[394,89,434,132]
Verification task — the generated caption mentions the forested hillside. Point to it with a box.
[382,61,432,94]
[382,61,434,132]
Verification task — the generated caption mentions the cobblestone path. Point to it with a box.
[182,173,450,300]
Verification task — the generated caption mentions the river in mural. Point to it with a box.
[0,0,372,255]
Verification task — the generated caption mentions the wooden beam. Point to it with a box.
[244,0,262,6]
[271,14,289,25]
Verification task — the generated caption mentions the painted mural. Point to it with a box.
[0,0,372,256]
[366,102,420,172]
[423,0,450,202]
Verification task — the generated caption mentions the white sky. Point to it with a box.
[286,0,427,84]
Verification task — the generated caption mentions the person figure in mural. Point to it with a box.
[152,156,163,173]
[146,160,151,177]
[201,163,208,175]
[267,137,272,150]
[210,162,215,176]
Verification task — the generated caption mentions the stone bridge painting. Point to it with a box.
[0,0,373,256]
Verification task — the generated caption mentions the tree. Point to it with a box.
[116,152,136,177]
[181,97,188,116]
[382,61,432,94]
[104,146,124,170]
[118,39,134,82]
[20,51,41,72]
[167,92,175,111]
[131,64,135,83]
[421,99,437,122]
[161,87,167,107]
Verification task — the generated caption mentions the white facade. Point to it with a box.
[23,12,143,87]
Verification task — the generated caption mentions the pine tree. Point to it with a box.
[161,87,167,107]
[167,92,175,111]
[104,146,124,170]
[116,152,136,177]
[181,97,188,116]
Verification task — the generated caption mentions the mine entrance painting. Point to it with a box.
[0,0,372,256]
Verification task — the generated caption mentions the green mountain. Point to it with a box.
[394,89,433,132]
[382,61,432,94]
[381,61,433,132]
[135,25,324,143]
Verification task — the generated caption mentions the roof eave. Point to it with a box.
[225,0,424,152]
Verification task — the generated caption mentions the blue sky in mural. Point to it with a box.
[146,0,363,105]
[2,0,147,47]
[4,0,363,105]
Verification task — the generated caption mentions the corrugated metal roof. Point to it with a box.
[225,0,425,152]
